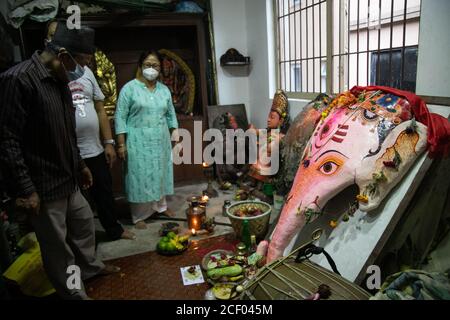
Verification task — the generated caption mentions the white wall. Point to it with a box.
[212,0,308,128]
[245,0,272,128]
[416,0,450,98]
[211,0,250,118]
[246,0,309,126]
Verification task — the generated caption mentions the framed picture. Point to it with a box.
[206,104,249,183]
[207,104,249,131]
[159,49,196,115]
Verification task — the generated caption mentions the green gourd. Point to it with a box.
[207,265,243,280]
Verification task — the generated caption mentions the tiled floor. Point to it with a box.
[95,182,238,261]
[86,234,239,300]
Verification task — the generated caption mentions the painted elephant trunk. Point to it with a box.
[266,174,347,263]
[267,196,307,262]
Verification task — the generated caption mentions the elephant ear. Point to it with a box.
[275,97,327,195]
[355,120,428,212]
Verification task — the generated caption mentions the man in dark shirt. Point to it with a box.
[0,22,119,300]
[0,12,14,300]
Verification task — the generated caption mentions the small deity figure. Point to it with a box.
[215,112,247,183]
[239,90,290,200]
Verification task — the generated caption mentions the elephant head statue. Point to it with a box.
[264,89,429,263]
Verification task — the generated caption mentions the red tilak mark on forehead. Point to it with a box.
[332,136,344,143]
[335,130,347,137]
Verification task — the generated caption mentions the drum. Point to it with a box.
[239,230,371,300]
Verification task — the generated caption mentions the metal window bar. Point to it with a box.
[334,44,417,56]
[347,0,350,89]
[313,2,315,93]
[278,0,326,93]
[306,1,309,92]
[285,1,288,91]
[283,3,286,90]
[294,0,297,91]
[278,0,420,95]
[367,0,370,86]
[388,0,395,87]
[326,0,333,94]
[376,0,381,85]
[338,0,342,92]
[401,0,408,88]
[277,0,281,89]
[289,0,292,92]
[356,0,360,86]
[300,1,303,91]
[319,1,322,92]
[282,0,286,91]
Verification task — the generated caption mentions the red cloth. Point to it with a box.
[350,86,450,158]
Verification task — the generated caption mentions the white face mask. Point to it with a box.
[142,67,159,81]
[66,63,85,82]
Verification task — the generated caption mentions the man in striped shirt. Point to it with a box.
[0,22,119,300]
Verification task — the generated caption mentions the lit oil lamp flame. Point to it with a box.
[191,228,196,236]
[202,162,209,168]
[202,195,209,202]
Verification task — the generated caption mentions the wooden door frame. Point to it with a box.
[77,13,210,123]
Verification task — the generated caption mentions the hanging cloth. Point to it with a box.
[7,0,59,29]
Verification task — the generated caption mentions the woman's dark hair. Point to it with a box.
[138,50,161,67]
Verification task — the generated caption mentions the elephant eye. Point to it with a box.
[319,160,340,175]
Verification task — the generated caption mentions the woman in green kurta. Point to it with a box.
[115,50,178,229]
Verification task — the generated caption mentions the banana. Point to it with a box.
[229,275,244,282]
[179,236,189,243]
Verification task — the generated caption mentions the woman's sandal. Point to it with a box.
[100,264,121,275]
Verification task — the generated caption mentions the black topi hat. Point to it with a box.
[51,21,95,55]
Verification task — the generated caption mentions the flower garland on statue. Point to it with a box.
[321,91,358,121]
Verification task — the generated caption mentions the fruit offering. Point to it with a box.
[203,251,247,285]
[232,203,265,218]
[206,252,233,270]
[206,265,243,281]
[220,181,233,190]
[157,232,189,255]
